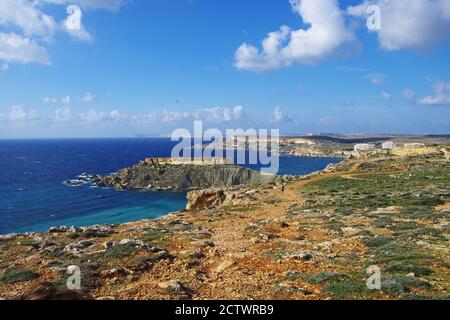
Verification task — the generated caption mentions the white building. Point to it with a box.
[404,143,425,148]
[354,144,375,152]
[382,141,396,150]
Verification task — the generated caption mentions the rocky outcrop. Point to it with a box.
[22,282,94,300]
[94,158,276,191]
[186,189,226,210]
[48,225,115,237]
[186,187,269,210]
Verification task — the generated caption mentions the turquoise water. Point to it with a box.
[0,139,340,234]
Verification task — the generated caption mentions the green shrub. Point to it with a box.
[0,268,38,284]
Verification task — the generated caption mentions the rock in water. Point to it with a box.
[93,158,276,191]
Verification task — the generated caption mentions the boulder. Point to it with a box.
[100,268,128,278]
[49,225,114,237]
[64,240,95,253]
[158,280,192,298]
[186,188,226,210]
[0,233,18,240]
[22,282,94,300]
[288,252,312,261]
[119,239,152,250]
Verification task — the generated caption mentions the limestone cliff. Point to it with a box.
[94,158,276,191]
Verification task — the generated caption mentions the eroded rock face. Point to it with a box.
[186,187,269,210]
[186,188,226,210]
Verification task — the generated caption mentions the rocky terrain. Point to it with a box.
[0,145,449,300]
[93,158,276,191]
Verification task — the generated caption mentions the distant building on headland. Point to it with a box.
[354,144,375,152]
[140,157,231,166]
[404,143,426,148]
[382,141,396,150]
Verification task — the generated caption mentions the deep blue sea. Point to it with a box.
[0,139,340,234]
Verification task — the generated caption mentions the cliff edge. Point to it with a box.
[94,158,277,191]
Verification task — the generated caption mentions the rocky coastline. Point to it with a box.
[91,157,278,192]
[1,146,449,300]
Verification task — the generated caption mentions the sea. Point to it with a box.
[0,138,341,234]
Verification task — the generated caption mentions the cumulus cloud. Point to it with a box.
[418,82,450,106]
[194,106,244,123]
[273,106,293,122]
[43,95,71,104]
[347,0,450,51]
[365,73,384,86]
[81,109,124,123]
[0,33,51,65]
[0,0,125,65]
[133,110,191,124]
[81,92,95,103]
[39,0,126,11]
[274,106,284,122]
[0,0,56,39]
[380,91,391,100]
[0,105,40,122]
[235,0,450,72]
[134,106,245,124]
[234,0,354,72]
[54,106,73,122]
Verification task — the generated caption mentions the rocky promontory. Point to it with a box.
[0,146,449,300]
[93,158,277,191]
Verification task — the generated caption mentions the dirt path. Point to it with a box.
[281,158,406,202]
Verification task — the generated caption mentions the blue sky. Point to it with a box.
[1,0,450,138]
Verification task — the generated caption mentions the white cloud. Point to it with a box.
[134,106,245,124]
[234,0,354,72]
[0,0,56,39]
[347,0,450,51]
[380,91,391,100]
[40,0,126,11]
[0,32,51,65]
[81,92,95,103]
[418,82,450,106]
[402,89,415,101]
[62,96,71,104]
[54,106,73,122]
[134,110,191,124]
[273,106,293,122]
[274,106,284,122]
[81,109,123,123]
[43,95,71,104]
[318,116,337,125]
[0,0,125,65]
[194,106,244,123]
[365,73,384,86]
[1,105,40,122]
